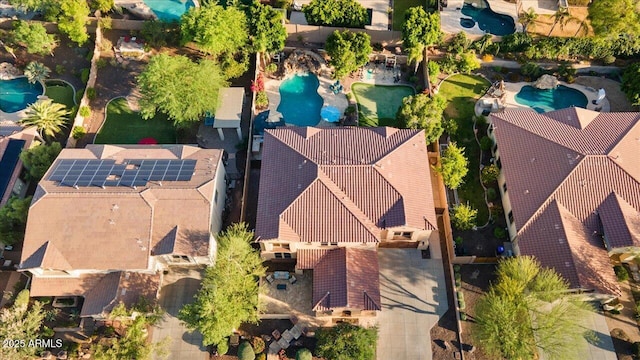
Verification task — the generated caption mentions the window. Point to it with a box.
[274,253,292,259]
[284,253,292,259]
[214,190,219,203]
[508,211,514,224]
[275,253,283,259]
[393,231,413,240]
[330,242,338,246]
[496,158,502,169]
[320,242,329,246]
[171,255,190,263]
[492,143,498,154]
[502,182,507,193]
[272,243,290,250]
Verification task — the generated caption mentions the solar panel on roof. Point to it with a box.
[47,158,197,188]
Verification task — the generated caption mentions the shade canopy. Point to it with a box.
[320,106,341,123]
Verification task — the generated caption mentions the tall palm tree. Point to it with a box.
[548,7,579,36]
[19,99,70,140]
[518,7,538,34]
[23,61,51,84]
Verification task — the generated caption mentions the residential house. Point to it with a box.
[489,108,640,298]
[0,126,38,208]
[19,145,227,318]
[256,127,439,319]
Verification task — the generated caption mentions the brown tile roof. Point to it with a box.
[29,271,160,317]
[599,193,640,249]
[296,249,334,270]
[491,109,640,295]
[312,248,381,311]
[20,145,222,271]
[256,127,437,243]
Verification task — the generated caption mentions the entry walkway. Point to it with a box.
[377,249,448,360]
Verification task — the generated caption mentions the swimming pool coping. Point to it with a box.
[0,76,46,123]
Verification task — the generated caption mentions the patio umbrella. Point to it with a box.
[320,106,341,123]
[138,137,158,145]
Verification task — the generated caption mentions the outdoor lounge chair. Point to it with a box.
[289,275,297,284]
[266,274,274,284]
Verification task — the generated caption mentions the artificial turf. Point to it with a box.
[351,83,415,127]
[438,74,491,223]
[94,98,177,145]
[44,82,75,110]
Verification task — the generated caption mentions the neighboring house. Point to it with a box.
[489,108,640,298]
[256,127,439,319]
[0,126,38,208]
[19,145,227,318]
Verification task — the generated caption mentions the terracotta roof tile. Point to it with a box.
[296,249,334,270]
[312,248,381,311]
[599,193,640,249]
[256,127,437,243]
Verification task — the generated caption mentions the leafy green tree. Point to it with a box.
[238,342,255,360]
[23,61,50,84]
[316,323,377,360]
[474,256,593,360]
[0,290,46,360]
[58,0,90,45]
[91,0,114,12]
[141,20,180,48]
[19,142,62,181]
[92,315,168,360]
[450,203,477,230]
[325,30,372,79]
[181,4,248,56]
[0,196,32,246]
[402,7,442,73]
[518,7,538,33]
[436,143,469,189]
[303,0,369,28]
[179,223,266,347]
[457,51,480,74]
[396,93,446,143]
[20,99,70,140]
[247,1,286,56]
[296,348,313,360]
[137,54,228,125]
[588,0,640,37]
[622,62,640,106]
[12,21,57,55]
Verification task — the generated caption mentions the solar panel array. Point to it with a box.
[48,159,197,188]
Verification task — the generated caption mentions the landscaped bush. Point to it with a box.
[472,34,493,55]
[448,31,470,54]
[460,312,467,321]
[72,126,86,139]
[456,290,464,301]
[479,136,493,151]
[615,265,630,281]
[438,54,458,74]
[251,337,265,354]
[493,227,507,239]
[256,354,266,360]
[303,0,369,28]
[520,62,543,79]
[79,106,91,118]
[486,187,497,201]
[255,91,268,109]
[86,87,96,100]
[238,341,255,360]
[458,300,466,310]
[55,65,65,75]
[372,42,384,52]
[296,348,313,360]
[451,203,478,230]
[481,164,500,184]
[428,60,440,86]
[265,63,277,75]
[217,339,229,355]
[80,68,90,84]
[490,203,504,218]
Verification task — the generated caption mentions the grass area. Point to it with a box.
[95,98,177,144]
[351,83,414,127]
[438,74,491,224]
[392,0,426,31]
[45,81,76,110]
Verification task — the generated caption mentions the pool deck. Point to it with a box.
[264,73,349,128]
[441,0,522,37]
[476,81,611,115]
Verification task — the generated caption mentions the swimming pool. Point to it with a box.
[0,77,44,113]
[461,0,515,36]
[143,0,195,22]
[514,85,588,113]
[277,73,324,126]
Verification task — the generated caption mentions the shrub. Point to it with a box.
[521,62,542,79]
[427,60,440,86]
[75,87,84,104]
[303,0,369,28]
[482,53,494,62]
[80,68,90,84]
[458,300,466,310]
[42,326,55,338]
[615,265,629,281]
[479,136,493,151]
[238,341,255,360]
[456,290,464,301]
[439,54,458,74]
[86,87,96,100]
[96,58,107,69]
[256,354,266,360]
[72,126,86,139]
[372,42,383,52]
[451,203,478,230]
[455,236,464,246]
[296,348,313,360]
[453,264,461,272]
[602,55,616,65]
[486,187,497,201]
[457,51,480,74]
[475,115,487,126]
[55,64,65,75]
[633,342,640,358]
[251,337,265,354]
[443,117,458,135]
[490,203,504,218]
[409,75,419,84]
[460,312,467,321]
[448,31,470,54]
[265,63,277,75]
[481,164,500,184]
[494,227,507,239]
[79,106,91,117]
[255,91,268,109]
[217,339,229,355]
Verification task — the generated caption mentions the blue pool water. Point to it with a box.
[0,77,44,113]
[278,73,324,126]
[144,0,195,22]
[514,85,588,113]
[461,0,515,36]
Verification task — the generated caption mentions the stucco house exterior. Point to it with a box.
[489,108,640,298]
[18,145,227,318]
[255,127,439,319]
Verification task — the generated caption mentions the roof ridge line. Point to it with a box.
[375,129,424,164]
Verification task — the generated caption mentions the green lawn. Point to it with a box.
[95,98,177,144]
[45,81,75,110]
[352,83,415,127]
[438,74,491,224]
[393,0,434,30]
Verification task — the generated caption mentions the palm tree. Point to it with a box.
[548,7,579,36]
[573,19,591,37]
[23,61,51,84]
[518,7,538,33]
[19,99,70,140]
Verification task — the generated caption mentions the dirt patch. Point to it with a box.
[529,8,592,38]
[459,264,497,360]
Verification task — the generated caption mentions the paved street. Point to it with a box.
[152,267,208,360]
[377,249,448,360]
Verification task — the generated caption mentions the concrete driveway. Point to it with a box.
[377,249,448,360]
[152,267,208,360]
